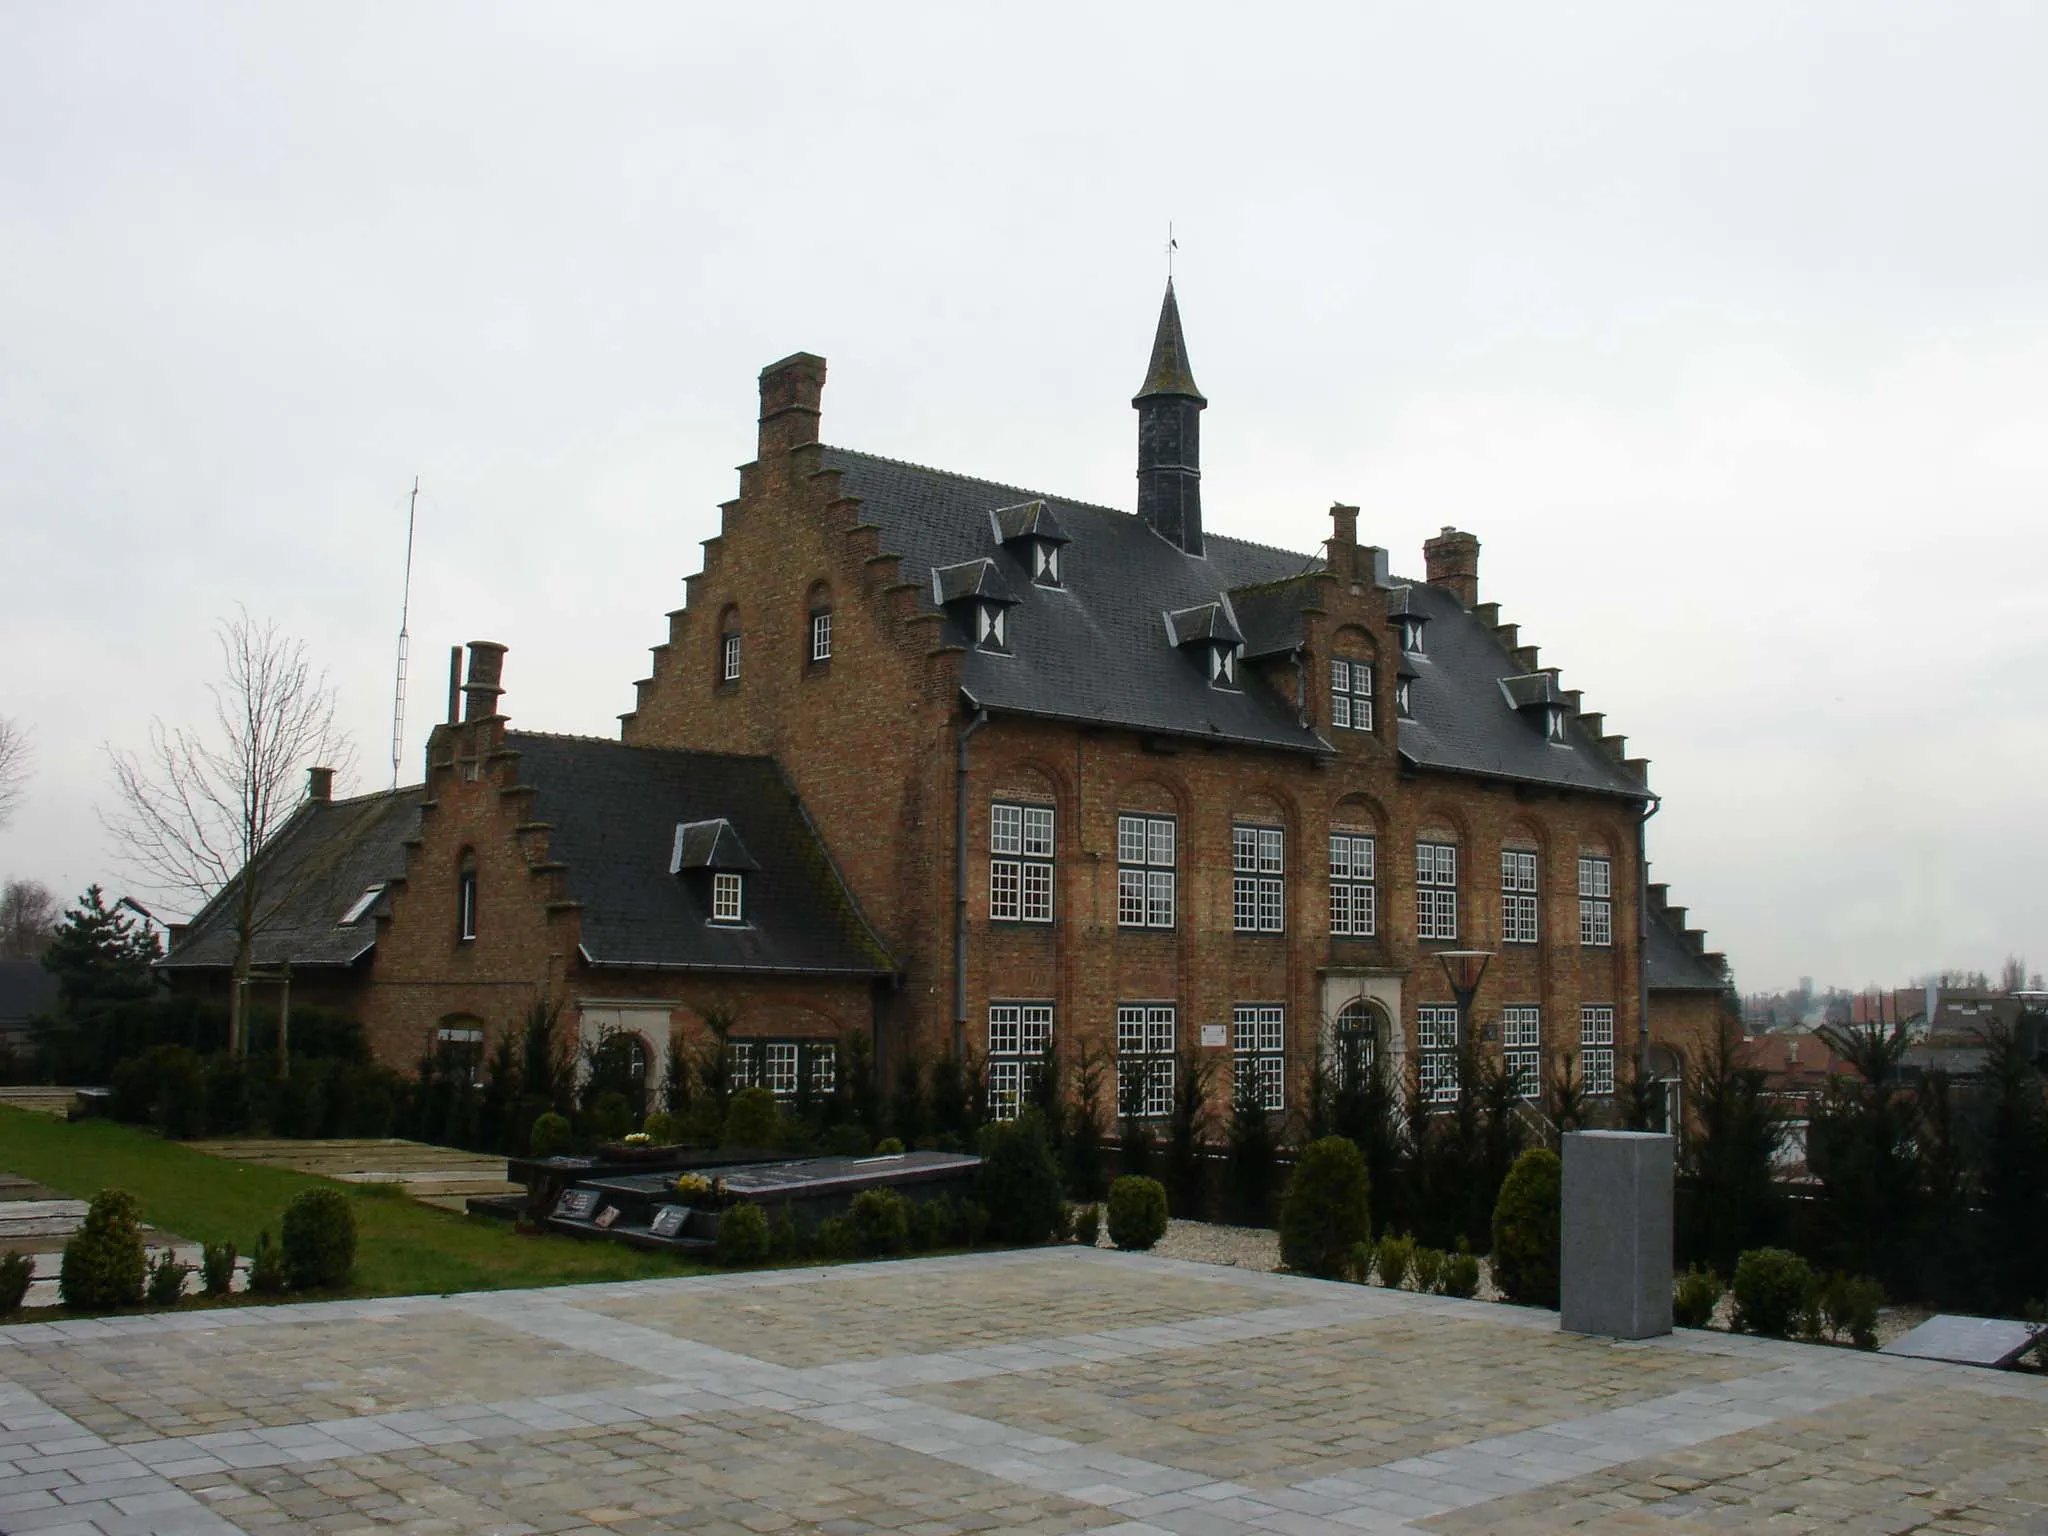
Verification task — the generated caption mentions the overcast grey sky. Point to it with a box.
[2,3,2043,992]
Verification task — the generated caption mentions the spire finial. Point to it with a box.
[1166,220,1177,282]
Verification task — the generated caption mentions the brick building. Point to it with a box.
[165,284,1730,1129]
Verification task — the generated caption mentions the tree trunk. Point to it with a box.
[277,967,291,1080]
[230,937,252,1059]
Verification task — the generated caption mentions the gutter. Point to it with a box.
[1637,792,1663,1090]
[954,694,990,1058]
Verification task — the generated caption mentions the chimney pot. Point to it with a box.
[1329,504,1359,547]
[462,640,508,721]
[307,765,334,803]
[757,352,827,459]
[1423,526,1480,609]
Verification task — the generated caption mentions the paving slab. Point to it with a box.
[1882,1312,2042,1368]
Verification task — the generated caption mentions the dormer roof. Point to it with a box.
[1499,672,1567,711]
[931,557,1020,608]
[1163,599,1243,648]
[991,499,1070,547]
[669,817,760,873]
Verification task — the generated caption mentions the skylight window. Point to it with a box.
[339,884,385,926]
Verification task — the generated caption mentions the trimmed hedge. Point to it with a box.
[715,1202,771,1267]
[1490,1148,1562,1308]
[281,1187,357,1290]
[1278,1136,1371,1278]
[977,1112,1065,1245]
[849,1188,910,1255]
[1732,1247,1814,1337]
[529,1112,572,1158]
[59,1188,146,1310]
[1106,1175,1168,1251]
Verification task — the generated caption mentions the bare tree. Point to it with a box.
[2000,955,2029,995]
[0,878,59,960]
[0,717,29,827]
[103,609,353,1056]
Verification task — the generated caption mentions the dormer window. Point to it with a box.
[712,872,744,923]
[978,602,1008,651]
[1398,616,1427,654]
[1544,705,1568,742]
[1501,672,1571,745]
[1387,586,1427,655]
[934,558,1020,655]
[1210,644,1238,687]
[1165,597,1244,691]
[991,499,1071,589]
[1396,677,1413,717]
[339,884,386,926]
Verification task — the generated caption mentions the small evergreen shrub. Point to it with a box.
[1073,1204,1101,1247]
[247,1230,287,1295]
[0,1251,33,1314]
[813,1215,857,1258]
[1490,1147,1562,1308]
[1731,1247,1815,1337]
[1105,1176,1169,1251]
[641,1110,679,1144]
[281,1188,357,1290]
[58,1189,146,1310]
[529,1112,572,1158]
[958,1198,991,1246]
[1441,1242,1481,1299]
[1278,1136,1372,1278]
[1411,1246,1446,1295]
[715,1202,771,1267]
[977,1113,1065,1245]
[1673,1265,1723,1328]
[1374,1231,1414,1291]
[850,1188,910,1255]
[589,1090,633,1142]
[723,1087,781,1149]
[1349,1240,1375,1283]
[146,1248,191,1305]
[909,1194,955,1251]
[874,1136,905,1155]
[769,1205,807,1261]
[200,1241,237,1299]
[1819,1271,1884,1349]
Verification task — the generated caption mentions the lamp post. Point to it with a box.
[1436,949,1494,1054]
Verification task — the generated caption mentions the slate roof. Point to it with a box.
[0,960,59,1024]
[823,445,1648,795]
[1644,894,1727,993]
[505,734,892,975]
[161,788,424,971]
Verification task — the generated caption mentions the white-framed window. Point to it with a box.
[1501,849,1539,946]
[987,1002,1054,1120]
[1579,856,1613,947]
[1210,645,1238,688]
[1233,1004,1285,1112]
[1331,658,1374,731]
[1581,1005,1616,1095]
[1335,999,1378,1085]
[810,609,832,663]
[729,1039,833,1099]
[1396,676,1413,717]
[990,802,1054,923]
[711,871,744,923]
[808,1042,837,1096]
[977,602,1007,651]
[1031,540,1060,586]
[1116,1004,1176,1118]
[1233,824,1285,933]
[1416,841,1458,941]
[1398,616,1427,654]
[458,859,478,943]
[764,1041,799,1097]
[339,884,385,926]
[722,631,741,682]
[1502,1005,1542,1099]
[1116,814,1177,929]
[1329,832,1376,937]
[1416,1003,1460,1104]
[435,1026,485,1088]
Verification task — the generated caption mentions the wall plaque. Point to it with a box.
[1200,1023,1228,1048]
[648,1205,689,1239]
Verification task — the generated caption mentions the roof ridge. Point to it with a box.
[505,729,777,766]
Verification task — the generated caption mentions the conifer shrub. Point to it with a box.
[146,1248,192,1305]
[849,1188,910,1255]
[1490,1147,1562,1307]
[200,1241,237,1299]
[589,1090,633,1143]
[58,1189,146,1310]
[874,1136,905,1155]
[909,1193,955,1251]
[1731,1247,1815,1337]
[1672,1265,1723,1328]
[1073,1204,1101,1247]
[1105,1175,1168,1251]
[641,1110,679,1145]
[1441,1241,1481,1299]
[715,1202,771,1267]
[1411,1246,1446,1295]
[1278,1136,1372,1278]
[528,1112,572,1158]
[976,1112,1065,1245]
[824,1122,872,1157]
[813,1215,856,1258]
[281,1188,357,1290]
[1374,1231,1415,1290]
[1349,1240,1375,1283]
[723,1087,781,1149]
[0,1251,33,1314]
[1818,1271,1884,1349]
[958,1197,991,1246]
[768,1205,806,1262]
[247,1230,287,1294]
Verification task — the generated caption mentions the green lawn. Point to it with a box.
[0,1107,708,1304]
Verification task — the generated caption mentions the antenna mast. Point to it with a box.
[390,476,419,788]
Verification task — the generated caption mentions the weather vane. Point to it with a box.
[1166,220,1178,281]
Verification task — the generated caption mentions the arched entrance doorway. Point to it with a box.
[1335,997,1391,1090]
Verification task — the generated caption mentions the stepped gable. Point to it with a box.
[503,732,892,976]
[160,785,423,972]
[1644,883,1728,992]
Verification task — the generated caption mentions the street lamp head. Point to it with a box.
[1438,948,1494,1004]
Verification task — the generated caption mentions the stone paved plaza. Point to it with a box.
[1,1247,2044,1534]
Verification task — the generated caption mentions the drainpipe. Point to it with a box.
[954,697,990,1060]
[1637,793,1663,1089]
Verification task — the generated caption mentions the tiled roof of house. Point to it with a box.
[822,445,1647,796]
[506,734,893,976]
[160,787,424,971]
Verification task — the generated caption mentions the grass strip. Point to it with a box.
[0,1106,705,1302]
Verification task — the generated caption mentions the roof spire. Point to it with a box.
[1135,280,1205,404]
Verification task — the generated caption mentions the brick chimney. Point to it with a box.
[758,352,827,459]
[1329,503,1359,547]
[1424,526,1480,609]
[461,641,507,721]
[306,765,334,803]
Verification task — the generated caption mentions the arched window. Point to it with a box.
[1416,827,1459,942]
[589,1029,651,1121]
[1335,999,1383,1090]
[456,850,478,943]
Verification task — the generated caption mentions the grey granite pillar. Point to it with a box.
[1560,1130,1674,1340]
